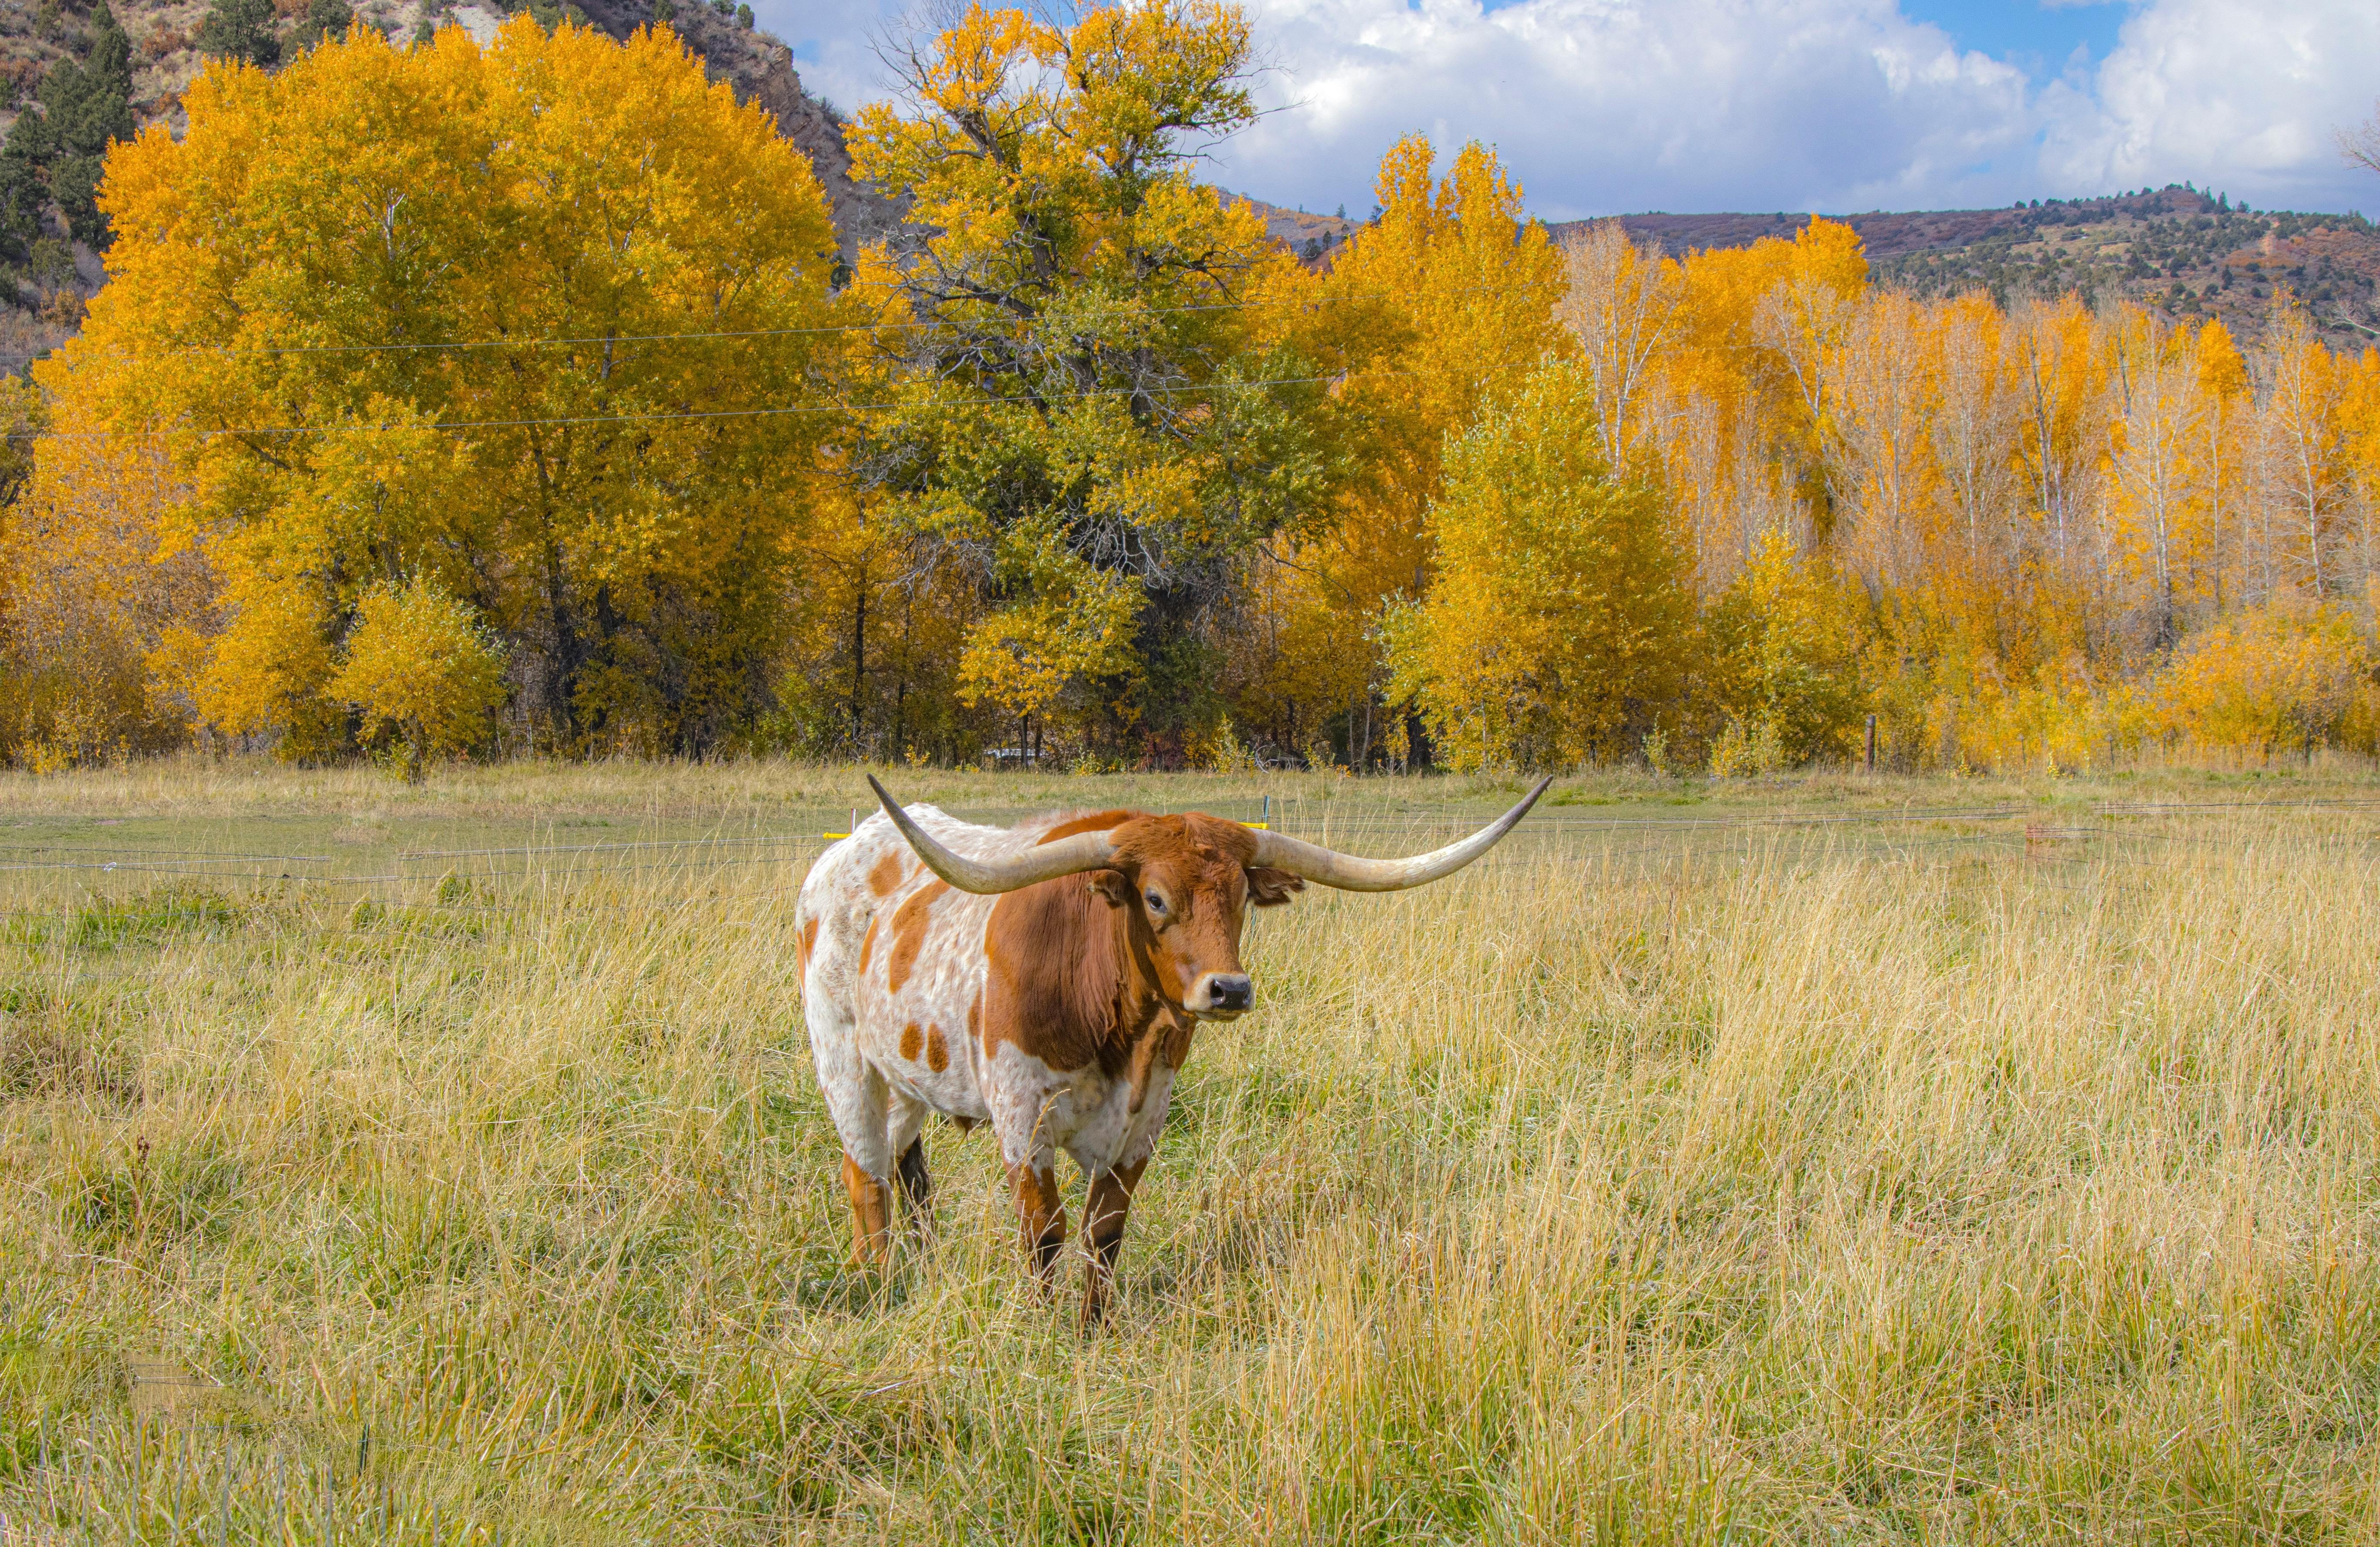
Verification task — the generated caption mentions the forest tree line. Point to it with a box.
[4,0,2380,775]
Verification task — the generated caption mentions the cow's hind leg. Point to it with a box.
[1080,1159,1147,1328]
[895,1138,931,1226]
[884,1090,931,1238]
[808,1005,894,1267]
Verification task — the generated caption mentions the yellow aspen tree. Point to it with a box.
[1831,289,1940,589]
[2258,310,2348,598]
[0,421,209,764]
[326,579,508,778]
[1703,526,1870,768]
[1555,221,1682,474]
[1387,359,1690,769]
[1926,293,2020,572]
[39,19,844,759]
[2108,307,2204,645]
[2007,297,2112,570]
[1287,135,1563,760]
[2338,347,2380,601]
[1749,219,1870,529]
[2192,319,2252,614]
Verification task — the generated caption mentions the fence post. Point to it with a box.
[1864,714,1878,775]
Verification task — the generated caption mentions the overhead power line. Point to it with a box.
[0,278,1554,364]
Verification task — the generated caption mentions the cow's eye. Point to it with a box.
[1145,891,1166,914]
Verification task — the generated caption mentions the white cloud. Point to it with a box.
[1216,0,2036,218]
[755,0,2380,218]
[2043,0,2380,211]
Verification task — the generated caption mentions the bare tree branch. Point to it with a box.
[2337,99,2380,179]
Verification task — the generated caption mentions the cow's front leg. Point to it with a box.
[1080,1158,1146,1327]
[1007,1161,1066,1290]
[987,1053,1069,1294]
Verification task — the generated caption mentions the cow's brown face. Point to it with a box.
[1092,814,1303,1020]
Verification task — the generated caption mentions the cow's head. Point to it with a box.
[865,775,1554,1022]
[1076,813,1302,1019]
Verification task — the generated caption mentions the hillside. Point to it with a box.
[1568,187,2380,351]
[1218,186,2380,349]
[1226,193,1359,263]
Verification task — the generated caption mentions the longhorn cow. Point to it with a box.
[793,775,1552,1320]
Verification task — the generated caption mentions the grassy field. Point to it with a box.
[5,755,2380,1542]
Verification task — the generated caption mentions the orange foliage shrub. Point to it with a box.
[328,581,508,777]
[2158,598,2380,757]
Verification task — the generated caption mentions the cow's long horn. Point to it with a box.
[866,775,1116,894]
[1248,775,1554,891]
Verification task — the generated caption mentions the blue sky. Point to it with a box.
[761,0,2380,220]
[1856,0,2125,76]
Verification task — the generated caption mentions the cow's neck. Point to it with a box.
[1094,897,1178,1077]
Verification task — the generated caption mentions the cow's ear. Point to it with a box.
[1087,869,1133,909]
[1246,867,1304,907]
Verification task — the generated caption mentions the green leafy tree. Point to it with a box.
[0,2,137,250]
[196,0,282,68]
[295,0,355,51]
[0,147,44,270]
[847,0,1330,759]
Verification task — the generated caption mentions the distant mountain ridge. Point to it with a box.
[1219,186,2380,348]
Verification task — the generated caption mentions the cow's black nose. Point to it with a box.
[1211,976,1252,1010]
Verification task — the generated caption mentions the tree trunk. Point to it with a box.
[849,581,867,749]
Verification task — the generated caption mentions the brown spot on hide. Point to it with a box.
[868,851,906,896]
[796,916,819,969]
[886,881,950,993]
[858,915,879,974]
[899,1021,923,1061]
[969,990,984,1047]
[1123,1007,1198,1113]
[926,1023,949,1072]
[1038,811,1135,844]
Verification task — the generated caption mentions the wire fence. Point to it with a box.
[0,790,2369,932]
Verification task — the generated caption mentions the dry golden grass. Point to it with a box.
[4,756,2380,1542]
